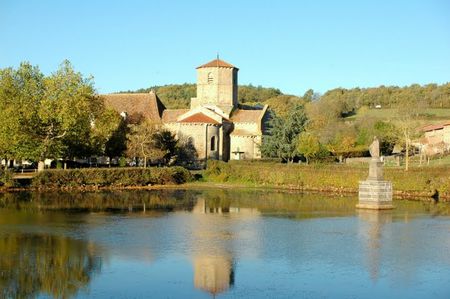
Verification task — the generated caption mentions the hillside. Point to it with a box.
[118,84,288,109]
[118,82,450,122]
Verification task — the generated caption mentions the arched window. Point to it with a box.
[210,136,216,151]
[207,72,213,84]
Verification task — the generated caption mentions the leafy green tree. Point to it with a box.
[0,68,22,167]
[372,121,400,155]
[261,104,308,162]
[297,132,321,164]
[1,61,98,170]
[91,108,124,158]
[153,130,178,165]
[175,137,198,167]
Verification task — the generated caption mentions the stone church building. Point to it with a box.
[103,58,269,161]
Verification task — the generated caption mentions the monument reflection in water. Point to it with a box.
[358,210,392,282]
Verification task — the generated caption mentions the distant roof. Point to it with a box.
[230,109,264,123]
[422,120,450,132]
[102,91,165,123]
[162,109,190,123]
[179,112,220,124]
[422,124,444,132]
[196,58,238,69]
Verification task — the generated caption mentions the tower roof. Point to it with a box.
[196,59,238,70]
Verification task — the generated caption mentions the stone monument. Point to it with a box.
[357,137,394,209]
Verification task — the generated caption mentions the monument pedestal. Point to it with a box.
[357,180,393,209]
[357,158,394,210]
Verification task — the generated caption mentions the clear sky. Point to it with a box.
[1,0,449,96]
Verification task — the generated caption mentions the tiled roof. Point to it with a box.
[422,120,450,132]
[230,109,264,123]
[179,112,220,124]
[102,92,165,123]
[161,109,190,122]
[196,59,237,69]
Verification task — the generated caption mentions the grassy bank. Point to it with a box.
[31,167,192,189]
[204,160,450,200]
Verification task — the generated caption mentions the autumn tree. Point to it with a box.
[126,121,165,167]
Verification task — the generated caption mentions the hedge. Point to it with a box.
[31,167,192,188]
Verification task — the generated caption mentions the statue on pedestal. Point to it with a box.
[357,136,393,210]
[368,137,383,180]
[369,137,380,159]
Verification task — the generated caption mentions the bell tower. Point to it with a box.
[191,58,238,114]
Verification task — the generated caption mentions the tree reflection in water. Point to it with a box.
[0,233,102,299]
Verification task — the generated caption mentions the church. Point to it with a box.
[103,58,269,161]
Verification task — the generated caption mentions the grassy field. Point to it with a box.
[346,108,450,122]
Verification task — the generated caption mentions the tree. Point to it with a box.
[264,95,305,118]
[91,109,124,158]
[126,120,165,167]
[326,134,357,163]
[1,61,99,171]
[302,89,314,102]
[297,132,321,164]
[261,104,308,162]
[0,68,22,167]
[153,130,178,165]
[175,137,198,167]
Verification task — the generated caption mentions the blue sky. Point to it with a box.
[1,0,449,96]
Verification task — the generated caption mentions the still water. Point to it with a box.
[0,189,449,298]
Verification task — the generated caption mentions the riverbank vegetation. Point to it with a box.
[203,160,450,199]
[31,167,192,189]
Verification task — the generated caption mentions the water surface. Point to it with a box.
[0,189,449,298]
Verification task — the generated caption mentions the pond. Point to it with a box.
[0,189,449,298]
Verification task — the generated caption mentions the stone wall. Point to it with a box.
[230,135,261,160]
[164,122,221,160]
[233,122,259,134]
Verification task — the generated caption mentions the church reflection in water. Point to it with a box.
[358,209,393,282]
[191,197,260,296]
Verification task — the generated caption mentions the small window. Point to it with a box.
[207,72,213,84]
[210,136,216,151]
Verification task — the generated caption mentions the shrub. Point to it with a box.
[0,169,14,187]
[31,167,192,188]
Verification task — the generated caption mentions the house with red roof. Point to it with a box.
[420,121,450,155]
[102,58,269,161]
